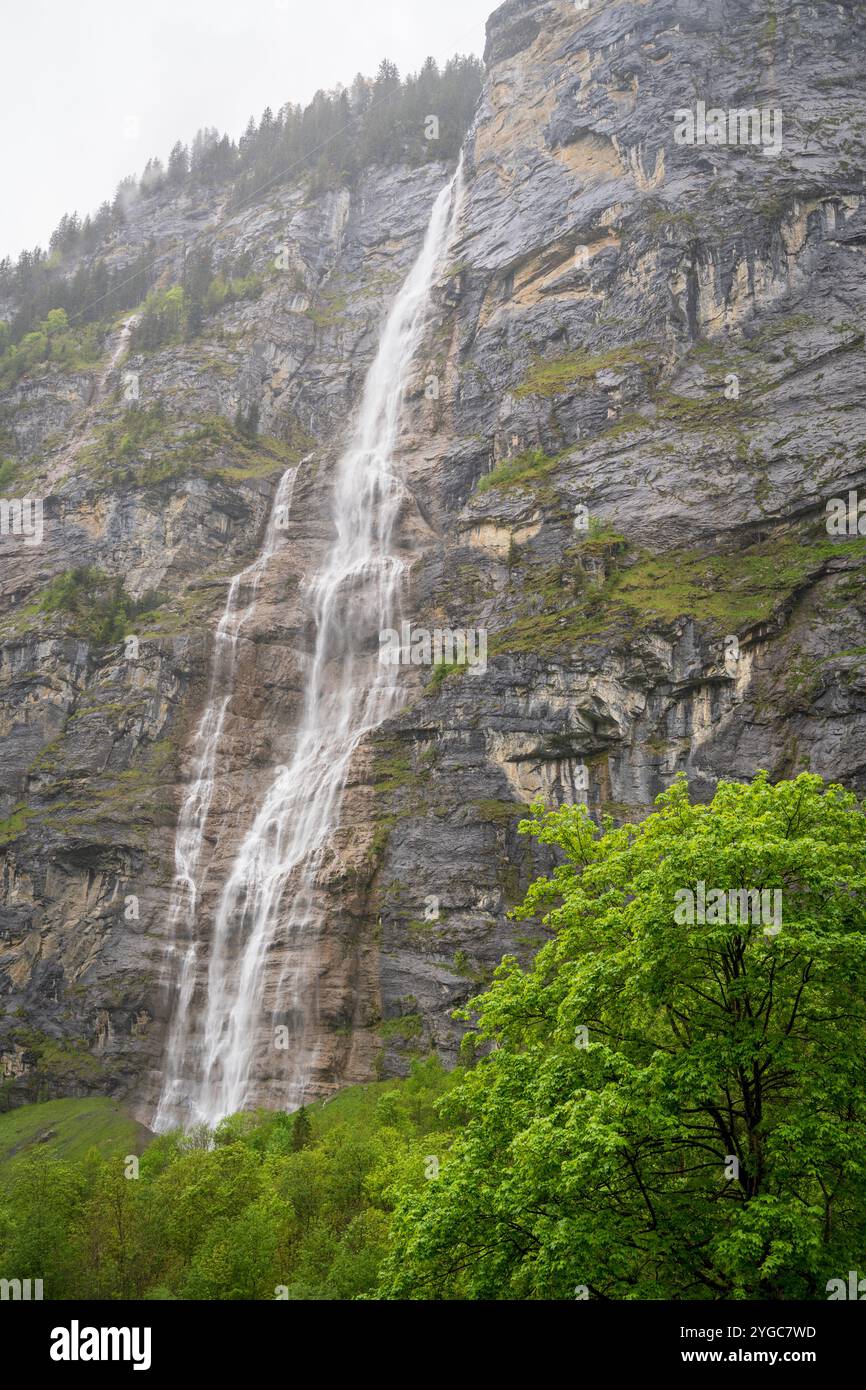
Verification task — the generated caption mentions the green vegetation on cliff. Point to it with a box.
[0,308,105,388]
[81,407,305,486]
[514,344,655,398]
[36,567,164,645]
[476,447,562,494]
[607,532,866,629]
[491,526,866,656]
[0,805,32,848]
[130,252,264,353]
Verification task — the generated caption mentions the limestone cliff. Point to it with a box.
[1,0,865,1116]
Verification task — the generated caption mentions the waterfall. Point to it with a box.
[153,463,301,1132]
[154,162,463,1130]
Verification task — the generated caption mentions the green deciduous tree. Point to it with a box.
[292,1105,312,1151]
[379,773,866,1300]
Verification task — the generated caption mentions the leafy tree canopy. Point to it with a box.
[379,773,866,1300]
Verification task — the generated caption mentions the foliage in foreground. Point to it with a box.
[1,773,863,1300]
[379,773,866,1299]
[0,1062,458,1300]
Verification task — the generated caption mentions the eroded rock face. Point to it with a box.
[1,0,865,1116]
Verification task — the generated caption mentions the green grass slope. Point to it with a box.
[308,1079,401,1136]
[0,1097,153,1179]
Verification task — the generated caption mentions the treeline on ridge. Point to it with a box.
[0,56,483,356]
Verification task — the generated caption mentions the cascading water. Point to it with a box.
[154,161,463,1130]
[153,464,301,1131]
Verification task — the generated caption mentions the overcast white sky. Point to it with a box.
[2,0,494,261]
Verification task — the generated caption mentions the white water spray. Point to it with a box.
[155,163,463,1129]
[153,464,300,1131]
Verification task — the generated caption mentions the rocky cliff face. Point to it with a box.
[2,0,865,1117]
